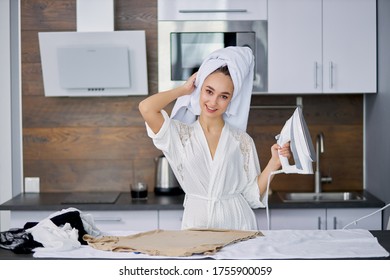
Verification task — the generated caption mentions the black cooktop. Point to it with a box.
[61,192,120,204]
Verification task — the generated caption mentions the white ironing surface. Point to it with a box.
[275,107,315,174]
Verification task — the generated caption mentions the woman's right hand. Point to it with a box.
[181,72,197,95]
[139,72,198,134]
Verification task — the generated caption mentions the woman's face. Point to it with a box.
[199,72,234,119]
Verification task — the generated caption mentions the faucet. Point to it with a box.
[314,132,332,193]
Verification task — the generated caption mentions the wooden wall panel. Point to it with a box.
[23,127,157,160]
[22,96,147,127]
[21,0,363,194]
[21,0,76,31]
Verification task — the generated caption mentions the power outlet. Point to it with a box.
[25,177,40,193]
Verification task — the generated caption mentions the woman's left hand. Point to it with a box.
[269,142,292,170]
[278,142,292,159]
[258,142,293,196]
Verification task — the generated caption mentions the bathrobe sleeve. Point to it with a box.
[145,110,173,152]
[145,110,186,179]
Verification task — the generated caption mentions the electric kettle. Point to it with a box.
[154,155,183,195]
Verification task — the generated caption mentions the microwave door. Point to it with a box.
[171,32,236,81]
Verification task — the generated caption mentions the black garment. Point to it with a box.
[24,210,89,245]
[49,210,88,245]
[0,228,43,254]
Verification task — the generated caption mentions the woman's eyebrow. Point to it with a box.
[205,85,215,91]
[220,90,232,95]
[205,85,231,95]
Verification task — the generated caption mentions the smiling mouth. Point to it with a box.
[205,105,217,112]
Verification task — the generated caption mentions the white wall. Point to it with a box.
[0,0,22,231]
[365,0,390,229]
[0,0,13,231]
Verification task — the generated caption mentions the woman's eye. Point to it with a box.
[221,95,228,100]
[206,90,212,95]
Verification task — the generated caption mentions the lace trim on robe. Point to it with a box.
[231,128,252,180]
[174,121,194,181]
[176,122,193,147]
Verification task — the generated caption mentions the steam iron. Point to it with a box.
[275,107,315,174]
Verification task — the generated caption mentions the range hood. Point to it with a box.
[38,0,148,97]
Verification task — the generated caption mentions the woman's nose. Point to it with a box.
[209,95,218,105]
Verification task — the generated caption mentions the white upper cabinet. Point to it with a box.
[268,0,377,94]
[322,0,377,93]
[268,0,322,94]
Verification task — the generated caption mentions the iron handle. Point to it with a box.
[333,217,337,229]
[318,216,322,229]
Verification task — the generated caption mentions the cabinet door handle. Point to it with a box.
[333,217,337,229]
[314,62,319,89]
[318,217,322,230]
[179,9,247,13]
[329,61,334,89]
[94,217,122,222]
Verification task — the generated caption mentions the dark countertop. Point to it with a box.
[0,190,384,212]
[0,192,185,211]
[0,230,389,260]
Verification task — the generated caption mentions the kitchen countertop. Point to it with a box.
[0,190,384,212]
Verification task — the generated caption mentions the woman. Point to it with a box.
[139,47,290,230]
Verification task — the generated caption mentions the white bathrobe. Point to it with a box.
[147,111,266,231]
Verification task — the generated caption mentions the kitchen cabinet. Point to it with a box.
[326,208,382,230]
[269,209,326,230]
[268,0,377,94]
[158,210,183,230]
[269,208,382,230]
[10,211,52,229]
[254,208,269,230]
[158,0,267,21]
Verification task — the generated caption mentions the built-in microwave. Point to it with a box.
[158,0,268,93]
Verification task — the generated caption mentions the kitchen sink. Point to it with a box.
[278,192,366,202]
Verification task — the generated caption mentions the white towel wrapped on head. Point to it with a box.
[171,46,255,131]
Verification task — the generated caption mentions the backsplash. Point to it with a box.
[21,0,363,193]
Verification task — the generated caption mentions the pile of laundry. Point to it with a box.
[0,208,101,254]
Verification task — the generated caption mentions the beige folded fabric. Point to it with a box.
[83,228,262,257]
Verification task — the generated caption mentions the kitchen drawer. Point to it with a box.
[88,210,158,232]
[10,210,158,232]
